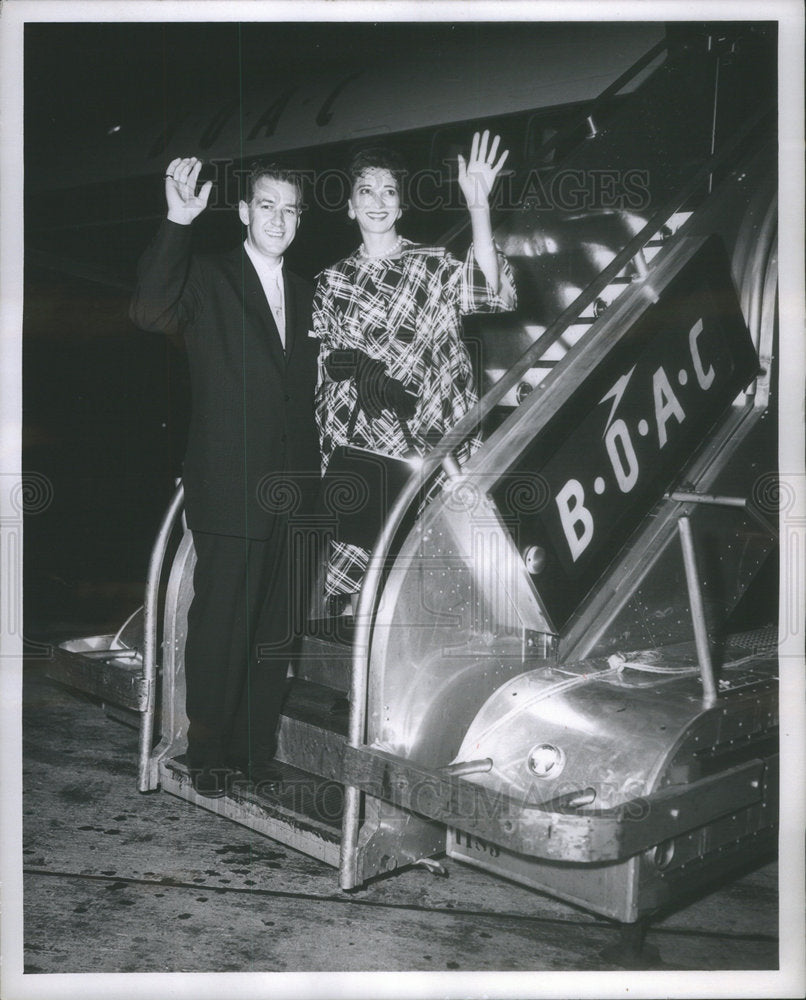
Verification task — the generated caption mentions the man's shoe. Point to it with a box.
[189,764,230,799]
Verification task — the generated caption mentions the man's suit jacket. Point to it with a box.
[130,219,320,540]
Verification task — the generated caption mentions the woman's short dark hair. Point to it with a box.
[347,147,408,202]
[243,162,305,209]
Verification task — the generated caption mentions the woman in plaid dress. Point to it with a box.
[311,131,517,602]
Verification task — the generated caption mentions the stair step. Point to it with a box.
[285,676,347,718]
[160,756,343,866]
[49,636,147,711]
[297,630,354,690]
[229,757,345,830]
[281,677,348,735]
[277,677,350,777]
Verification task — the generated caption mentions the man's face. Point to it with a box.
[239,176,301,261]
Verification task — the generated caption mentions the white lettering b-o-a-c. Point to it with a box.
[554,317,718,562]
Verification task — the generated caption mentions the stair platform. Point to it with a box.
[160,753,344,867]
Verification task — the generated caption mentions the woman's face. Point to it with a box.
[348,168,402,236]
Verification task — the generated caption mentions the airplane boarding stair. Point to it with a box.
[49,24,780,944]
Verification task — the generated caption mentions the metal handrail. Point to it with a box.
[137,482,186,792]
[338,99,773,889]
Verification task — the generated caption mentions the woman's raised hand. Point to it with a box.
[457,131,509,210]
[164,157,213,225]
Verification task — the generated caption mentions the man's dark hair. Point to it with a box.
[347,147,408,205]
[242,162,305,209]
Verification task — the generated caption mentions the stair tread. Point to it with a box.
[296,629,354,690]
[283,677,349,736]
[168,755,344,831]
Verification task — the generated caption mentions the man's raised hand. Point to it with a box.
[165,157,213,225]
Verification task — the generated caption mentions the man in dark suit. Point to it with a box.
[130,156,320,797]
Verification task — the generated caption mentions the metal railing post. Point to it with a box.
[678,515,718,707]
[137,483,186,792]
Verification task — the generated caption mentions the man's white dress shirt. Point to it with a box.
[245,242,286,350]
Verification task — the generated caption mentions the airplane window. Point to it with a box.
[524,118,559,168]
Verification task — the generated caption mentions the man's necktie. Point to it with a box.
[266,271,285,348]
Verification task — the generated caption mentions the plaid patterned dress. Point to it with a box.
[310,239,516,596]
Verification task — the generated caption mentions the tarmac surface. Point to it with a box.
[17,654,783,992]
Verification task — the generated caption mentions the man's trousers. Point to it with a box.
[183,517,302,769]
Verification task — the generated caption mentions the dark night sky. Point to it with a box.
[24,21,515,156]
